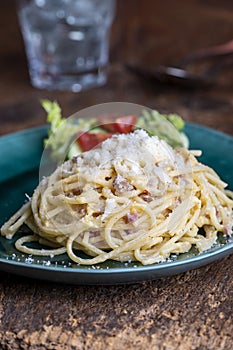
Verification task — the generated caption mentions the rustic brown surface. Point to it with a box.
[0,1,233,349]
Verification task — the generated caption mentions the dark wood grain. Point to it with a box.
[0,1,233,349]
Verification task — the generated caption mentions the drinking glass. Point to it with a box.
[18,0,116,91]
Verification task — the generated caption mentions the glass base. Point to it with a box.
[29,68,107,92]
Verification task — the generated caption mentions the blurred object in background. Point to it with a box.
[17,0,116,92]
[126,40,233,89]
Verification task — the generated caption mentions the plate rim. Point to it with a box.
[1,239,233,274]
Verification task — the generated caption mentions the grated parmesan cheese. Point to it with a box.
[76,130,184,196]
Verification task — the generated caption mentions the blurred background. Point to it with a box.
[0,0,232,135]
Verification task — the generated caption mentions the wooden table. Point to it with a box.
[0,1,232,349]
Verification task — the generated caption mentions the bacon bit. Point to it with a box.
[162,209,171,218]
[113,174,134,194]
[92,212,103,218]
[71,188,82,196]
[78,204,87,216]
[223,225,232,236]
[142,189,150,195]
[126,212,138,223]
[139,190,153,202]
[215,206,221,220]
[80,208,87,216]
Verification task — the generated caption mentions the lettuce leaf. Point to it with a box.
[42,100,97,160]
[136,110,189,148]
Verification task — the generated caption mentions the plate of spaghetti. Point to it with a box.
[0,121,232,285]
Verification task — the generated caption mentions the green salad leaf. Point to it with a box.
[136,110,189,148]
[42,100,97,160]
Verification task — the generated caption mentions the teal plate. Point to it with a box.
[0,124,233,285]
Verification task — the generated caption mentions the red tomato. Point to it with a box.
[77,131,113,151]
[99,115,137,133]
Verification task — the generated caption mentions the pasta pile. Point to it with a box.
[1,130,233,265]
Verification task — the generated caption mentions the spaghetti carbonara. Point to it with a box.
[1,130,233,265]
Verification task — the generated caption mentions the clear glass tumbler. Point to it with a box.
[18,0,116,91]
